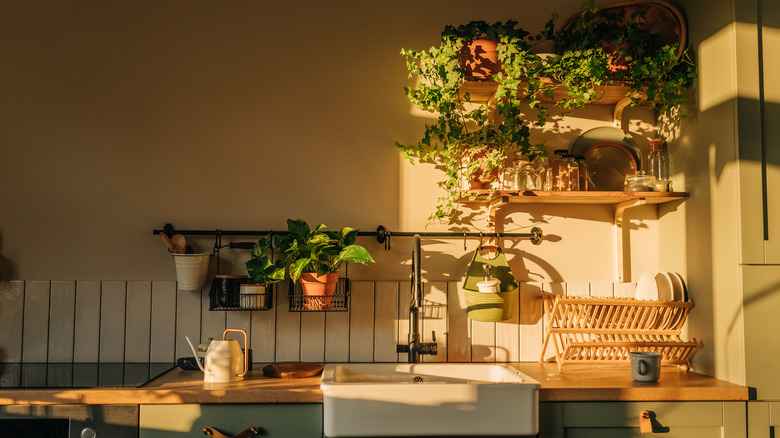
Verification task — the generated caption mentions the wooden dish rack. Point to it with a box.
[540,293,697,370]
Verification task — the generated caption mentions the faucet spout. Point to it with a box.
[396,234,437,363]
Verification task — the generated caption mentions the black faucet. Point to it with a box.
[396,234,438,363]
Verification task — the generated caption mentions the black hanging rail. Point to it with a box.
[153,223,543,250]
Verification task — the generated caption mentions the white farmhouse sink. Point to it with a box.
[320,363,540,437]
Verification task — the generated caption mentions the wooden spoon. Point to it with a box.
[171,234,187,254]
[160,232,176,252]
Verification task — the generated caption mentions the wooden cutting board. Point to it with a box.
[262,362,323,379]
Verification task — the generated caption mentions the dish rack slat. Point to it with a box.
[540,294,697,370]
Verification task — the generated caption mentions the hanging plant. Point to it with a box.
[550,0,697,116]
[395,19,554,222]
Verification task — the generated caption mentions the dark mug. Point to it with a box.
[630,351,661,382]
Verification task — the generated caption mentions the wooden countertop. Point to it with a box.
[0,363,749,405]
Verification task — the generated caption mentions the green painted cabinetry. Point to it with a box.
[747,401,780,438]
[539,401,746,438]
[139,404,322,438]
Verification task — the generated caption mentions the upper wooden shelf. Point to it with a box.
[460,190,689,205]
[459,79,641,126]
[459,80,636,105]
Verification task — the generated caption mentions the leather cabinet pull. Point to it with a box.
[202,426,260,438]
[639,410,652,434]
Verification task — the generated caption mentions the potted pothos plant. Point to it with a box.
[395,19,555,222]
[245,235,286,284]
[549,0,697,116]
[276,218,374,310]
[242,235,285,308]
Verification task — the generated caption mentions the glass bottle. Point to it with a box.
[558,154,580,191]
[647,139,669,192]
[577,158,589,191]
[549,149,568,191]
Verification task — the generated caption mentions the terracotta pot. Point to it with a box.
[465,148,499,189]
[601,41,631,74]
[458,39,501,79]
[299,272,338,310]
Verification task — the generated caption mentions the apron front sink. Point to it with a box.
[320,363,540,437]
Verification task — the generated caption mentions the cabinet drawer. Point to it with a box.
[563,401,724,428]
[140,404,322,438]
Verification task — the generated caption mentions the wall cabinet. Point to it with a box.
[139,404,322,438]
[539,401,746,438]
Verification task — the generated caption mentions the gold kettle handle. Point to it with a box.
[223,328,249,377]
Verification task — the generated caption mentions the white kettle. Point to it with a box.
[186,329,249,383]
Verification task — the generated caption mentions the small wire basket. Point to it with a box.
[288,278,350,312]
[209,280,273,311]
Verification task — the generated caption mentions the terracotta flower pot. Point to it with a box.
[458,39,501,79]
[465,148,500,189]
[601,40,631,74]
[299,272,338,310]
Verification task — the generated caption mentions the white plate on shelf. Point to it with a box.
[667,272,687,302]
[654,272,674,301]
[635,271,659,301]
[668,272,688,301]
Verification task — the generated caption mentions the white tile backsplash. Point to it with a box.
[0,279,630,365]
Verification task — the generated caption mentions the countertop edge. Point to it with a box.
[0,363,750,405]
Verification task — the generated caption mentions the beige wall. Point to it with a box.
[0,0,672,284]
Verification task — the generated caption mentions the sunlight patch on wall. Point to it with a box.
[763,27,780,103]
[699,22,760,112]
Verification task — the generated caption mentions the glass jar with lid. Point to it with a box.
[624,171,657,192]
[557,154,580,191]
[549,149,568,191]
[502,164,518,190]
[513,156,540,191]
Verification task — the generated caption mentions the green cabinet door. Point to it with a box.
[747,401,780,438]
[140,404,322,438]
[539,401,746,438]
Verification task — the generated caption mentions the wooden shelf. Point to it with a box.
[460,190,689,205]
[462,190,689,283]
[460,79,637,105]
[459,79,643,126]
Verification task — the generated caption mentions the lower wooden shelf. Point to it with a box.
[460,190,689,205]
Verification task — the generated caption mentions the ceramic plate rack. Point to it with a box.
[540,293,697,370]
[288,278,351,312]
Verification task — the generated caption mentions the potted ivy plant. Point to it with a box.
[549,0,697,116]
[396,19,554,221]
[243,235,285,309]
[276,219,375,310]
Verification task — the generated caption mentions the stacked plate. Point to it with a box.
[635,271,688,302]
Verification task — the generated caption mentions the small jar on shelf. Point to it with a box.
[549,149,568,191]
[557,154,580,191]
[533,154,552,191]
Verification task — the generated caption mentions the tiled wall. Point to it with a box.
[0,280,636,365]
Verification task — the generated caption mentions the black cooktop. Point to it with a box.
[0,363,175,389]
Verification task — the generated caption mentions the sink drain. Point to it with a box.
[410,376,425,383]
